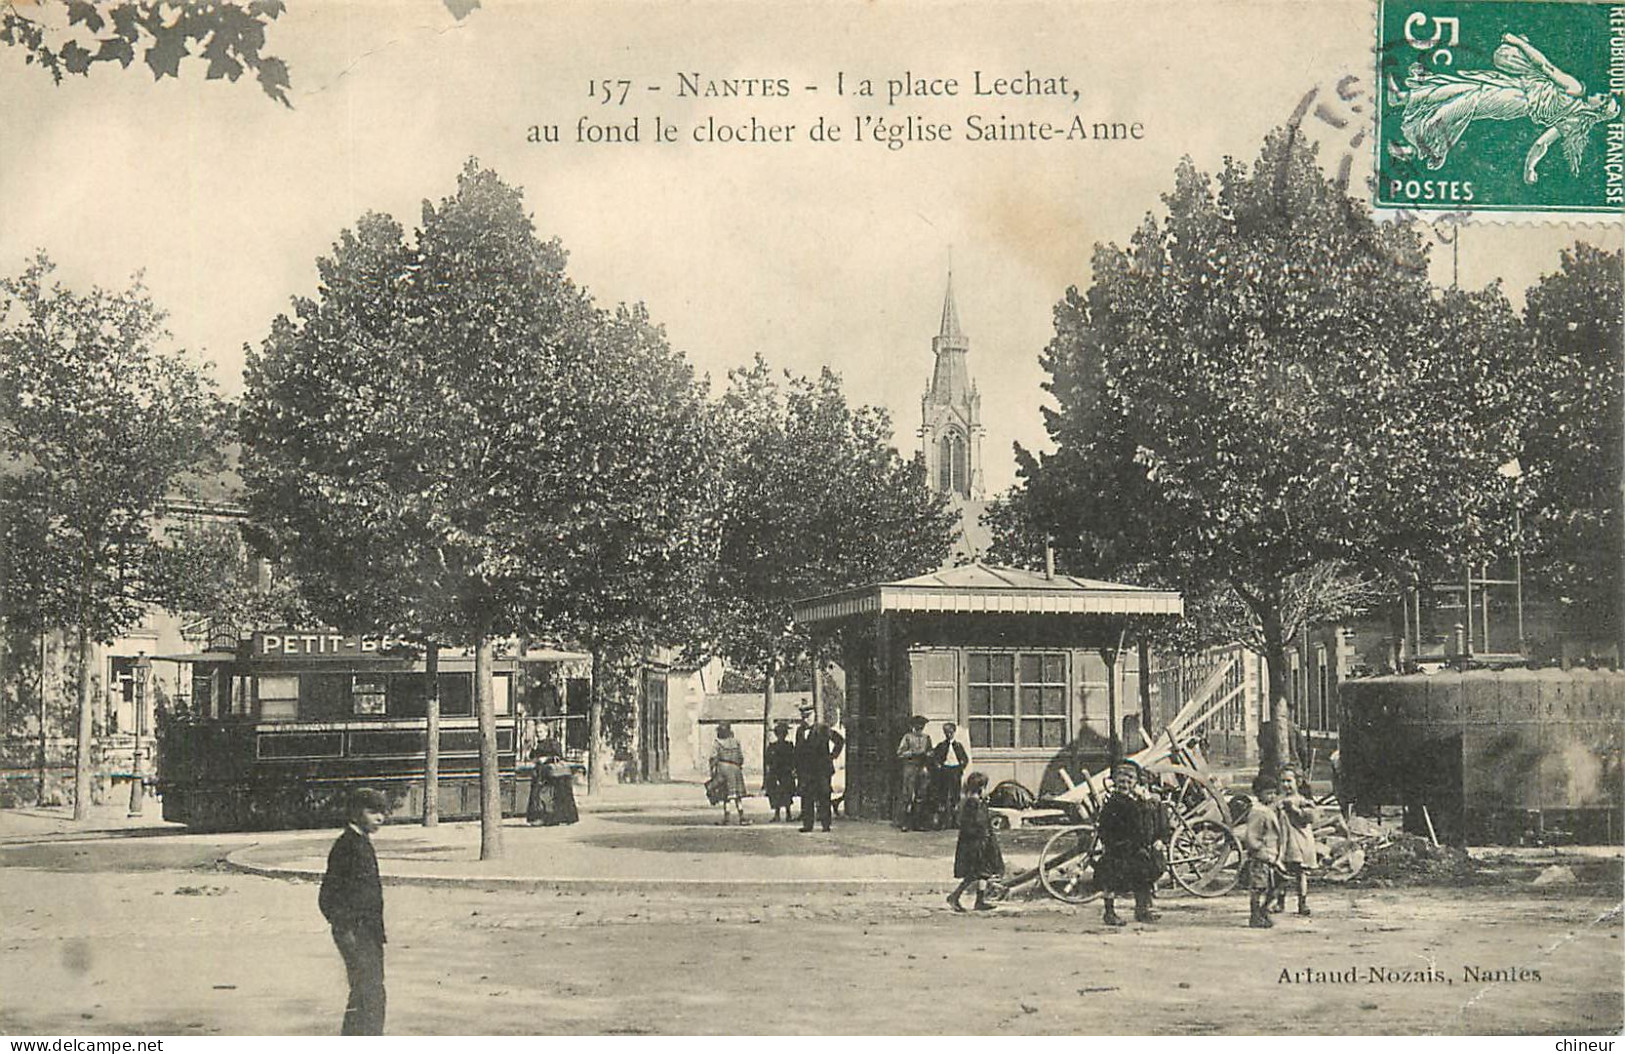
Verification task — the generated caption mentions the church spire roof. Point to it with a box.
[927,269,971,405]
[939,271,964,340]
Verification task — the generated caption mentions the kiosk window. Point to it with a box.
[256,675,300,721]
[968,651,1067,749]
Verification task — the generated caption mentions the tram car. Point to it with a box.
[156,629,589,830]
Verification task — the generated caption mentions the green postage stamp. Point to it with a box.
[1376,0,1625,215]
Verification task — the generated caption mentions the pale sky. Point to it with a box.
[2,0,1618,493]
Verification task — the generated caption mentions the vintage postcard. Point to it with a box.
[0,0,1620,1041]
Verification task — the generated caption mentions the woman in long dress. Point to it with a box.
[526,738,578,826]
[1387,34,1619,183]
[762,720,798,822]
[709,722,749,825]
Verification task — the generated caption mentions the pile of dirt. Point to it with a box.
[1344,834,1481,887]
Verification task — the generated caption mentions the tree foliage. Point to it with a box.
[1518,243,1623,648]
[0,252,226,813]
[146,516,311,647]
[241,161,717,837]
[703,355,957,681]
[2,0,291,105]
[1006,129,1532,766]
[0,253,227,637]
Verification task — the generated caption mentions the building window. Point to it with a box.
[952,433,968,495]
[967,651,1066,749]
[1314,646,1329,732]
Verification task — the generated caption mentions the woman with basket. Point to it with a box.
[707,722,749,825]
[526,738,579,826]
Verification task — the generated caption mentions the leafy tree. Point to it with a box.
[2,0,291,104]
[0,253,226,817]
[242,161,715,855]
[1519,243,1623,658]
[1009,130,1531,770]
[147,516,311,649]
[704,355,956,754]
[527,303,720,788]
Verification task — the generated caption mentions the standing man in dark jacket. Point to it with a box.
[930,721,970,830]
[794,702,844,833]
[319,787,389,1035]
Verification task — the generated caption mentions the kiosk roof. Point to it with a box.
[794,563,1183,625]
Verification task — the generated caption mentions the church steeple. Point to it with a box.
[938,271,965,341]
[927,271,973,408]
[919,268,983,503]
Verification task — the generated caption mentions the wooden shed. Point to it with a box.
[794,564,1183,820]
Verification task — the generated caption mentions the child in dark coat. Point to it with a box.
[947,771,1005,912]
[1092,760,1166,926]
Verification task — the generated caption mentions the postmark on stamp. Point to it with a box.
[1375,0,1625,215]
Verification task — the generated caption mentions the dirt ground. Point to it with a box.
[0,834,1620,1035]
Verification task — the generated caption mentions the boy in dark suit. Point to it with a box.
[319,787,389,1035]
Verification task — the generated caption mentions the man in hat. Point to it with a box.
[794,701,844,832]
[319,787,389,1035]
[894,714,933,831]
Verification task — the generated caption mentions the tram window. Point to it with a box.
[383,674,482,718]
[494,674,511,716]
[439,674,474,717]
[388,674,429,718]
[256,675,300,721]
[352,674,388,715]
[300,673,352,720]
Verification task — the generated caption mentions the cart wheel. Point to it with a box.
[1037,824,1103,904]
[1160,768,1231,826]
[1164,818,1242,898]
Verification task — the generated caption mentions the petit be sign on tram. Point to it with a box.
[253,631,414,658]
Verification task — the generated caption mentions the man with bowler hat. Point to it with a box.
[794,701,844,832]
[319,787,389,1035]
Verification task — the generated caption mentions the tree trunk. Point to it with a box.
[761,656,776,769]
[587,650,604,796]
[73,626,94,820]
[1260,606,1291,773]
[37,630,48,805]
[1137,637,1154,742]
[474,636,503,860]
[422,641,440,827]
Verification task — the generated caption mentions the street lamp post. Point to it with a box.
[128,653,149,816]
